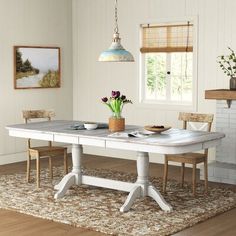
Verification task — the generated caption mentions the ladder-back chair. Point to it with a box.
[163,112,214,196]
[22,109,68,188]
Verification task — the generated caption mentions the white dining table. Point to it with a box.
[6,120,225,212]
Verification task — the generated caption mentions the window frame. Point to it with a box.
[138,17,198,111]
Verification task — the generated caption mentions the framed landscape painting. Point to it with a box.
[14,46,61,89]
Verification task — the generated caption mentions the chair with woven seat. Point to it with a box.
[22,109,68,188]
[163,112,214,196]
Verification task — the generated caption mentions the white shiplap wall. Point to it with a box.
[0,0,73,164]
[72,0,236,163]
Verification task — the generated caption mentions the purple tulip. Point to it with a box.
[111,91,116,97]
[111,90,120,98]
[121,95,126,100]
[116,91,120,98]
[101,97,108,102]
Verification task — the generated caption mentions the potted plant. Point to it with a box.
[217,47,236,90]
[101,91,132,132]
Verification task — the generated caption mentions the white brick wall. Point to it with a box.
[216,100,236,165]
[201,100,236,185]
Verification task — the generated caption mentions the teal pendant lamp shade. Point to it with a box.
[99,33,134,62]
[98,0,134,62]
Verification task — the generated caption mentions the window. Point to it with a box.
[140,21,196,108]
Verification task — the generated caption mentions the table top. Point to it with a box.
[6,120,225,154]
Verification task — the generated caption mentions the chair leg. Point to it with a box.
[192,163,196,196]
[204,157,208,194]
[26,151,31,183]
[36,154,40,188]
[49,156,53,179]
[64,149,68,174]
[181,163,185,187]
[163,156,168,193]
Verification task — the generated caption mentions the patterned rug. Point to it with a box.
[0,167,235,236]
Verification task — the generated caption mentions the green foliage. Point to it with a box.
[145,52,193,101]
[146,54,166,93]
[15,48,40,79]
[39,70,60,87]
[23,59,33,72]
[217,47,236,77]
[16,49,24,73]
[34,68,39,74]
[170,52,192,99]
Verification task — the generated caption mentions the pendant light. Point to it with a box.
[98,0,134,62]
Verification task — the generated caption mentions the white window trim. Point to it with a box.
[138,16,198,112]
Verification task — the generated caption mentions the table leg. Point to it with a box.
[148,185,172,211]
[120,151,172,212]
[120,186,142,212]
[54,144,82,199]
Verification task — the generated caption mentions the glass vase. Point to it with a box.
[109,112,125,132]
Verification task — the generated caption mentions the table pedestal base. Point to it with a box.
[120,183,172,212]
[54,144,172,212]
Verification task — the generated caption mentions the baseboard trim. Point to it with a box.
[0,152,27,165]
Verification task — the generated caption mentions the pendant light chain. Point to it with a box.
[114,0,119,34]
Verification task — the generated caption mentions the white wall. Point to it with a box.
[0,0,73,164]
[72,0,236,163]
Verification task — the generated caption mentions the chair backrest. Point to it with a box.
[178,112,213,131]
[178,112,214,155]
[22,110,55,122]
[22,109,55,148]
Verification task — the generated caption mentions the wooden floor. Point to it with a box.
[0,154,235,236]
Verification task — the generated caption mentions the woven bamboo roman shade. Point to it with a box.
[140,22,193,53]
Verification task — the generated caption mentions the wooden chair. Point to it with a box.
[163,112,214,196]
[22,109,68,188]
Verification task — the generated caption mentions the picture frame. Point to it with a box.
[14,46,61,89]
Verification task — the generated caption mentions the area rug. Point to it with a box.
[0,167,235,236]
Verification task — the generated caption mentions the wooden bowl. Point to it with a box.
[144,125,171,133]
